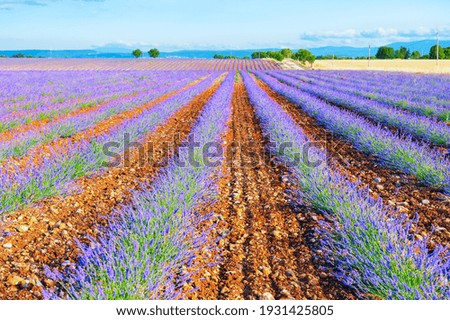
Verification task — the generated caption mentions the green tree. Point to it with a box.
[395,46,410,59]
[148,48,160,58]
[429,45,445,59]
[294,49,315,66]
[12,53,25,58]
[132,49,143,58]
[444,47,450,60]
[375,46,395,59]
[410,50,421,59]
[213,54,224,59]
[251,51,267,59]
[266,51,284,61]
[280,48,293,59]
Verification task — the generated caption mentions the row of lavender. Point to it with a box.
[267,71,450,146]
[0,72,204,161]
[0,72,221,215]
[1,71,151,113]
[299,70,450,108]
[243,71,450,299]
[45,72,234,299]
[0,71,200,133]
[256,71,450,194]
[291,70,450,121]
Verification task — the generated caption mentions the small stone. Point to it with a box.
[421,199,430,205]
[376,184,384,191]
[7,275,26,286]
[29,217,38,224]
[397,206,409,213]
[280,289,291,297]
[285,269,294,277]
[218,229,230,237]
[260,266,271,276]
[43,279,55,287]
[61,260,72,267]
[17,225,29,232]
[2,243,12,249]
[309,277,319,286]
[272,230,283,240]
[374,177,382,183]
[261,292,275,300]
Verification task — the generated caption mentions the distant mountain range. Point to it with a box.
[1,40,449,59]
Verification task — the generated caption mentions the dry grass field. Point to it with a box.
[313,59,450,74]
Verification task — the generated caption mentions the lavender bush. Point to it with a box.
[44,72,234,300]
[0,73,221,215]
[268,71,450,147]
[242,71,450,300]
[255,71,450,194]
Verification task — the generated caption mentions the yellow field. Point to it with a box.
[313,59,450,74]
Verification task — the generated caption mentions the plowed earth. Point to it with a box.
[184,78,356,300]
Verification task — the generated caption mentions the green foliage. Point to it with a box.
[429,45,445,59]
[280,48,293,59]
[132,49,143,58]
[444,47,450,59]
[251,51,268,59]
[445,47,450,59]
[293,49,315,66]
[395,46,410,59]
[12,53,25,58]
[213,54,237,59]
[375,46,395,59]
[266,51,284,61]
[410,50,421,59]
[148,48,160,58]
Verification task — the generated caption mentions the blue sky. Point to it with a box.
[0,0,449,50]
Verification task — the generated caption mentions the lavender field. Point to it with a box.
[1,63,450,302]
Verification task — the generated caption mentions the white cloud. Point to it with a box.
[0,0,105,10]
[299,26,450,46]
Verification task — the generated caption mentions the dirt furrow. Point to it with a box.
[186,77,356,300]
[255,78,450,249]
[0,77,224,300]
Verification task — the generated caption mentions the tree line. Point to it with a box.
[375,45,450,59]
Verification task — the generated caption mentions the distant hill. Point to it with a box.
[387,39,450,53]
[309,40,450,58]
[309,46,373,58]
[1,40,449,59]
